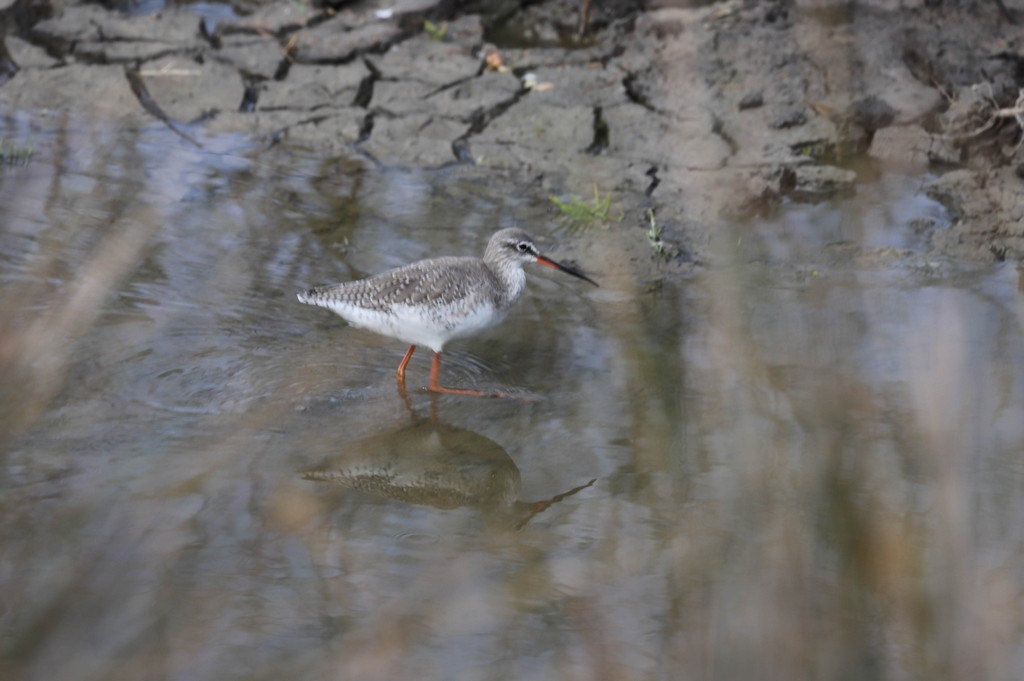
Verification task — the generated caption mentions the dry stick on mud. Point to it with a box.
[947,88,1024,146]
[283,32,300,60]
[124,64,203,148]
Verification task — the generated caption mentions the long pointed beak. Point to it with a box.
[535,255,599,287]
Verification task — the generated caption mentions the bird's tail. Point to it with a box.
[297,286,335,307]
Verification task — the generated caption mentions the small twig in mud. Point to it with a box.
[1005,89,1024,131]
[577,0,592,37]
[138,62,201,77]
[937,87,1024,153]
[956,88,1024,140]
[929,74,956,105]
[283,32,300,60]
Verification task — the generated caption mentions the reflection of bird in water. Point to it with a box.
[300,420,595,530]
[297,228,597,397]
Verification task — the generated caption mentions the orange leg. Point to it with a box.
[428,352,503,398]
[396,345,416,384]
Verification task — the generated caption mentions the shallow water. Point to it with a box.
[1,116,1023,681]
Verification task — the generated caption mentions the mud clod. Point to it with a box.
[738,91,763,111]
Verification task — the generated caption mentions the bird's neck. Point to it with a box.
[490,262,527,308]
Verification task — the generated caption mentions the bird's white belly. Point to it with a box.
[329,301,505,353]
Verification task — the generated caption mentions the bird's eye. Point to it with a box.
[516,242,530,253]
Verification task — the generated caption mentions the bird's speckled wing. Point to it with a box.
[299,256,503,313]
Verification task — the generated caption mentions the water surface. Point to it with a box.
[1,117,1022,681]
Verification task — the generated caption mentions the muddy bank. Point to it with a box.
[2,0,1024,268]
